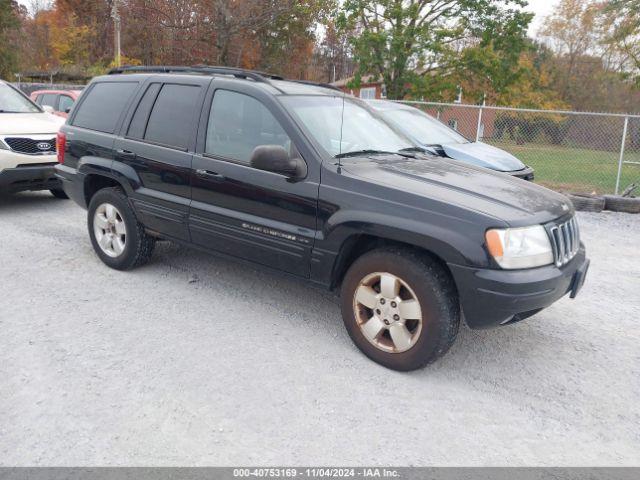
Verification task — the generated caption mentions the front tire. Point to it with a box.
[87,187,155,270]
[340,247,460,371]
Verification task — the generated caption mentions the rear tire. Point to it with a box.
[87,187,155,270]
[340,247,460,371]
[50,188,68,199]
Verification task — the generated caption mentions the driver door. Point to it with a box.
[189,87,318,277]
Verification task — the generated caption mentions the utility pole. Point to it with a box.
[111,0,121,67]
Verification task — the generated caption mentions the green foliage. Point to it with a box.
[0,0,21,79]
[602,0,640,87]
[339,0,532,99]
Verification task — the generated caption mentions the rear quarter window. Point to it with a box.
[72,82,138,133]
[143,84,202,149]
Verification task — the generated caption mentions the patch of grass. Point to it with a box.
[485,141,640,194]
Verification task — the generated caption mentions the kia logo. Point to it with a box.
[37,142,51,151]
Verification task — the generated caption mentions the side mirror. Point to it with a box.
[42,105,54,114]
[250,145,306,178]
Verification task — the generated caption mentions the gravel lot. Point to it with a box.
[1,191,639,467]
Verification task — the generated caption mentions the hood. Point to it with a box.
[438,141,526,172]
[0,112,65,135]
[341,154,572,226]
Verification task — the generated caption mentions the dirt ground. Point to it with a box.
[1,191,638,466]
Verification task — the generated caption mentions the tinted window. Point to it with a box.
[127,83,161,139]
[144,84,201,149]
[72,82,138,133]
[58,94,75,112]
[40,93,57,108]
[206,90,291,163]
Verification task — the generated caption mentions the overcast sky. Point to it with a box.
[16,0,558,37]
[526,0,559,35]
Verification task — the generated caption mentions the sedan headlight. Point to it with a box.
[0,139,8,150]
[485,225,554,269]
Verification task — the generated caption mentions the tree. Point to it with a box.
[338,0,532,99]
[600,0,640,86]
[539,0,600,97]
[0,0,23,79]
[538,0,640,113]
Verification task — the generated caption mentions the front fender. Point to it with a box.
[311,209,490,288]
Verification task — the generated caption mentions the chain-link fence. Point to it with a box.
[13,82,85,97]
[396,101,640,195]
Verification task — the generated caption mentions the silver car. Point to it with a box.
[369,100,534,180]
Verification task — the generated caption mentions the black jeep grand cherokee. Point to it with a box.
[56,66,589,371]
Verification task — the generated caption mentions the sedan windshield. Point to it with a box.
[280,96,414,158]
[0,83,41,113]
[380,107,469,145]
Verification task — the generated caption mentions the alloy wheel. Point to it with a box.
[353,272,423,353]
[93,203,127,258]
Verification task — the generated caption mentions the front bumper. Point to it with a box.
[0,164,60,193]
[448,246,589,329]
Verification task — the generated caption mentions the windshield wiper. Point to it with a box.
[399,147,426,153]
[335,149,415,159]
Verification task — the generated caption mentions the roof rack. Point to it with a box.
[288,79,342,92]
[107,65,343,93]
[107,65,283,83]
[108,65,342,92]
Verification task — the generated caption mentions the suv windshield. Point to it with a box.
[281,96,414,158]
[379,107,469,145]
[0,83,41,113]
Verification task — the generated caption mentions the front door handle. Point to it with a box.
[116,149,137,160]
[195,169,226,181]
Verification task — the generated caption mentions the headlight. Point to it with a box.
[485,225,554,269]
[0,139,8,150]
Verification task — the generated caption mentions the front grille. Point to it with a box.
[548,216,580,267]
[4,137,56,155]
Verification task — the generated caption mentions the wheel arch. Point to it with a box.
[79,157,141,205]
[327,222,469,291]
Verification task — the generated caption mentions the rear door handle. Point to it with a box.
[195,169,226,181]
[116,149,137,160]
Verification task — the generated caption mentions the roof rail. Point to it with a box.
[107,65,283,84]
[288,79,342,92]
[107,65,342,93]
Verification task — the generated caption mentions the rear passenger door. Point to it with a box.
[114,77,210,242]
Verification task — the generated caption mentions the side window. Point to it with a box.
[144,84,201,149]
[58,94,74,112]
[34,94,43,105]
[40,93,57,108]
[205,90,291,164]
[127,83,161,139]
[72,82,138,133]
